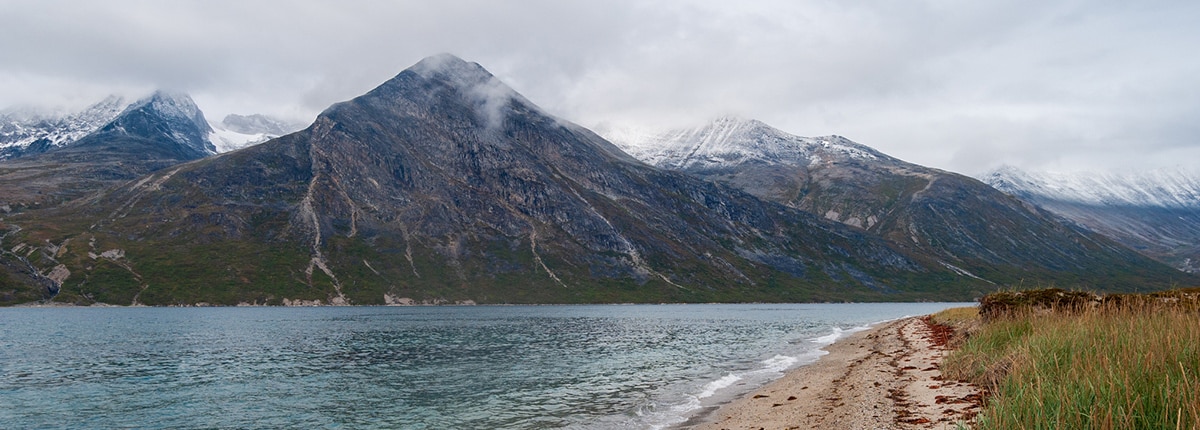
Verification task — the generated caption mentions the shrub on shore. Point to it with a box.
[944,288,1200,429]
[977,288,1100,321]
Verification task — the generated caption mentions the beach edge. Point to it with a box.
[679,316,982,429]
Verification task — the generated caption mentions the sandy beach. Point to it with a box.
[681,317,983,430]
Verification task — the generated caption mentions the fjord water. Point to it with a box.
[1,303,966,429]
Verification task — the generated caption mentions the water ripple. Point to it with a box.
[0,303,967,429]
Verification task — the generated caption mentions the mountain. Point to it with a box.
[983,166,1200,273]
[603,117,1190,287]
[1,57,1190,306]
[0,95,127,160]
[69,90,217,159]
[209,113,306,153]
[1,54,1004,306]
[601,117,895,207]
[0,91,217,210]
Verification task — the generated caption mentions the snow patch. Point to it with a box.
[208,124,271,152]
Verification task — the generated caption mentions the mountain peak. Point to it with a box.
[409,53,487,80]
[707,115,765,129]
[82,89,216,158]
[406,54,516,101]
[343,54,536,132]
[125,90,212,134]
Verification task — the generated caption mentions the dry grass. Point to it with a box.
[943,290,1200,429]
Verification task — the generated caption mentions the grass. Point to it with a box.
[943,289,1200,429]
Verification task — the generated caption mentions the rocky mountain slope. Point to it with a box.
[603,117,1189,287]
[1,55,1007,306]
[983,166,1200,273]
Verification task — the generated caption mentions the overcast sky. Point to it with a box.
[2,0,1198,175]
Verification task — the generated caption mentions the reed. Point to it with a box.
[943,291,1200,429]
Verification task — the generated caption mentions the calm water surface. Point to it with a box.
[0,303,970,429]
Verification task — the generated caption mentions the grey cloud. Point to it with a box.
[1,0,1197,174]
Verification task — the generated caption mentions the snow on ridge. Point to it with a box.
[0,95,127,150]
[600,116,883,170]
[983,165,1200,208]
[1,91,301,157]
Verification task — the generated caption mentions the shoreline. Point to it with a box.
[680,316,982,429]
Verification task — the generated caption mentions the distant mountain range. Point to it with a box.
[0,93,301,160]
[0,55,1193,306]
[983,166,1200,273]
[601,117,1183,287]
[0,91,304,210]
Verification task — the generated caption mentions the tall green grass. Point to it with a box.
[944,298,1200,429]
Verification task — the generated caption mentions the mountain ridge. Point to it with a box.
[983,165,1200,208]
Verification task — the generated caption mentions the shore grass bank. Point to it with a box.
[942,288,1200,429]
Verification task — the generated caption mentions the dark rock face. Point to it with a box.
[611,118,1190,288]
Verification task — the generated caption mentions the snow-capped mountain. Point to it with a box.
[95,90,217,157]
[601,116,889,171]
[0,95,127,160]
[209,114,305,153]
[599,116,931,218]
[982,166,1200,273]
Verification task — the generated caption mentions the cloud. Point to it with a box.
[1,0,1197,174]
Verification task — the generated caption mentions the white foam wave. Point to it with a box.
[810,321,880,345]
[810,327,844,344]
[760,354,799,373]
[698,373,742,399]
